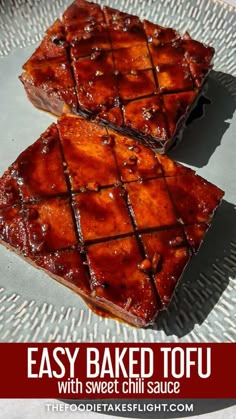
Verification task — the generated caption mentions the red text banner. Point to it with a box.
[0,343,235,398]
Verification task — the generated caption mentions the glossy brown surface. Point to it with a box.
[12,123,68,201]
[19,17,77,116]
[87,237,160,325]
[0,205,27,254]
[156,153,194,177]
[117,69,156,101]
[20,0,214,153]
[35,248,90,294]
[111,130,163,182]
[0,172,20,209]
[58,114,120,190]
[143,20,180,46]
[24,197,78,255]
[72,51,118,112]
[166,174,224,224]
[103,6,146,49]
[73,186,133,242]
[125,179,177,230]
[113,45,152,73]
[184,223,209,253]
[141,228,190,307]
[23,20,68,65]
[123,95,169,142]
[163,90,199,136]
[0,114,224,327]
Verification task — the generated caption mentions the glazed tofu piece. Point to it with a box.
[23,197,78,255]
[20,60,77,116]
[123,96,169,145]
[72,51,118,112]
[103,6,146,49]
[141,228,190,307]
[113,45,152,74]
[58,114,120,190]
[117,70,156,101]
[125,179,177,230]
[10,124,68,201]
[23,19,68,65]
[184,223,209,253]
[20,0,215,153]
[111,131,162,182]
[143,20,180,46]
[0,115,224,327]
[73,186,133,242]
[86,237,160,326]
[166,174,224,224]
[163,90,199,137]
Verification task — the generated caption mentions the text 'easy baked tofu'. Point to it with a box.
[19,0,214,153]
[0,115,224,327]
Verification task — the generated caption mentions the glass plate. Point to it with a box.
[0,0,235,343]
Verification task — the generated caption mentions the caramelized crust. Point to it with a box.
[19,0,215,153]
[103,6,146,49]
[0,114,224,327]
[23,20,68,66]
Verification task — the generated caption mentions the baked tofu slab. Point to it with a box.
[0,115,224,327]
[20,0,214,153]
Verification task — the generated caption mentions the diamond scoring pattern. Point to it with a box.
[19,0,215,152]
[0,114,224,327]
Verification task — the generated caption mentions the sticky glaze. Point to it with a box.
[19,0,215,153]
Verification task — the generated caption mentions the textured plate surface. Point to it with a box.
[0,0,235,343]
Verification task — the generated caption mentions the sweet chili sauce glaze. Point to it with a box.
[0,114,224,327]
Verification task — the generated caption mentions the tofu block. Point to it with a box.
[0,114,224,327]
[20,0,215,153]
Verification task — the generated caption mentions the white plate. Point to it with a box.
[0,0,235,343]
